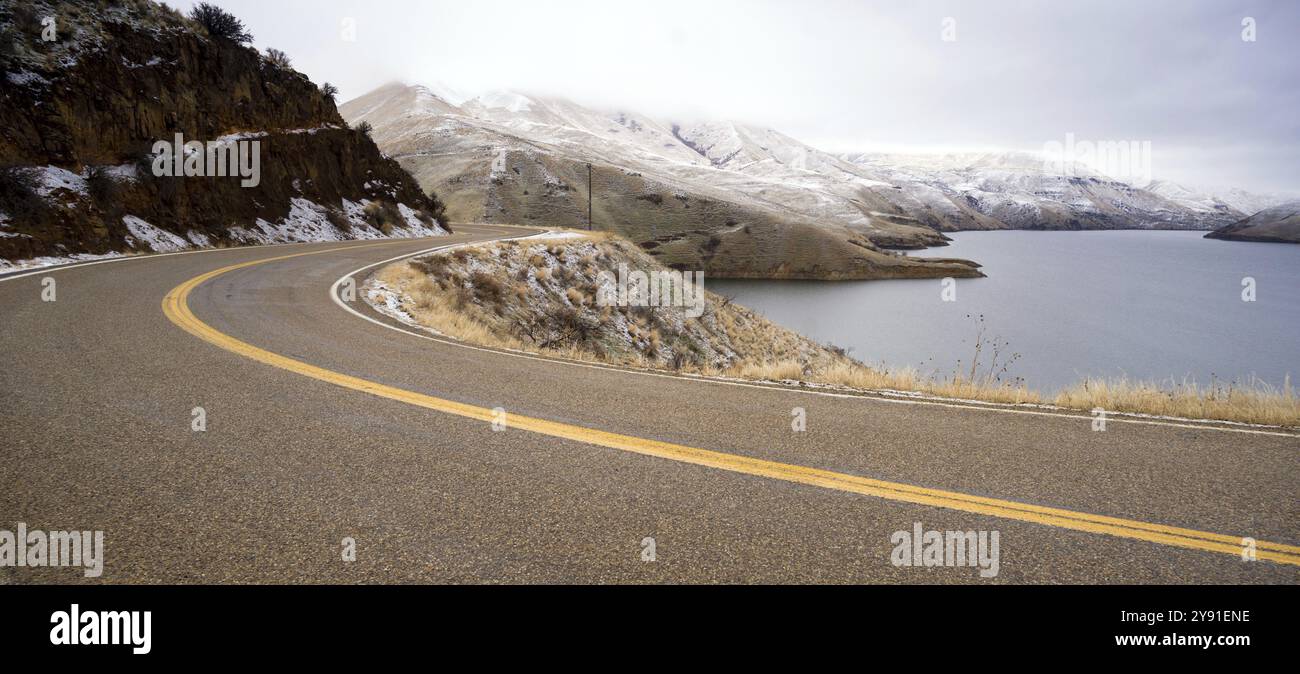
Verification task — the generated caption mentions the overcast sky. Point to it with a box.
[177,0,1299,193]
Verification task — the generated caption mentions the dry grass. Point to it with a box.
[401,275,516,349]
[727,360,806,381]
[564,287,586,307]
[375,262,631,367]
[811,362,1041,405]
[1054,376,1299,427]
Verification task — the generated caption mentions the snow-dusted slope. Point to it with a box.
[1206,201,1300,244]
[457,90,710,167]
[342,83,988,280]
[342,82,1277,276]
[342,84,986,245]
[841,152,1248,231]
[1146,180,1291,218]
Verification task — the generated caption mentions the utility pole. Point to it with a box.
[586,162,593,231]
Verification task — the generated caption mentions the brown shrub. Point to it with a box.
[469,270,505,305]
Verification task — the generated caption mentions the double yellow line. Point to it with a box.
[163,245,1300,569]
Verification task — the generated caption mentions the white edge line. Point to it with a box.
[328,233,1300,440]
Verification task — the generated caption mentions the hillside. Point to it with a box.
[1205,201,1300,244]
[368,232,856,373]
[341,83,985,281]
[0,0,447,269]
[342,82,1275,282]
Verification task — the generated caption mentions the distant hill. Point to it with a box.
[0,0,447,268]
[1206,202,1300,244]
[1144,180,1291,221]
[839,152,1258,232]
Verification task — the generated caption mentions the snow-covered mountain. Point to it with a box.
[841,152,1262,232]
[341,82,1283,277]
[1145,180,1292,219]
[341,83,989,281]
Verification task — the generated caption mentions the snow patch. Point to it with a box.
[122,215,190,253]
[230,198,349,245]
[476,90,534,113]
[121,55,163,69]
[392,203,449,237]
[101,163,140,182]
[7,71,49,87]
[34,167,88,197]
[225,198,444,245]
[185,230,212,247]
[416,82,469,107]
[364,279,424,327]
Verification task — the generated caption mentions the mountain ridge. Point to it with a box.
[344,82,988,281]
[344,82,1292,278]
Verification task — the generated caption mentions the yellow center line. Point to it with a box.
[162,244,1300,568]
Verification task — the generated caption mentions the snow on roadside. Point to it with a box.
[186,230,212,247]
[363,279,427,329]
[393,203,449,237]
[3,196,446,269]
[230,198,354,245]
[226,197,445,245]
[0,251,127,274]
[123,215,190,252]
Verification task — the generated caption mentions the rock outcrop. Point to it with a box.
[0,0,448,266]
[368,232,858,372]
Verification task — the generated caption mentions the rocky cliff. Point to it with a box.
[0,0,448,267]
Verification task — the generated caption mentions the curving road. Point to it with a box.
[1,224,1297,584]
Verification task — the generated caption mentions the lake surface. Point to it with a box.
[711,231,1300,393]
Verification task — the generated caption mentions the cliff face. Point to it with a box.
[0,0,447,265]
[1205,202,1300,244]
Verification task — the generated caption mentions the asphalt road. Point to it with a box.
[1,224,1297,583]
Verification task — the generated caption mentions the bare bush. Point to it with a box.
[189,3,253,43]
[265,48,292,69]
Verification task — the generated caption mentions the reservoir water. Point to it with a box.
[711,231,1299,393]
